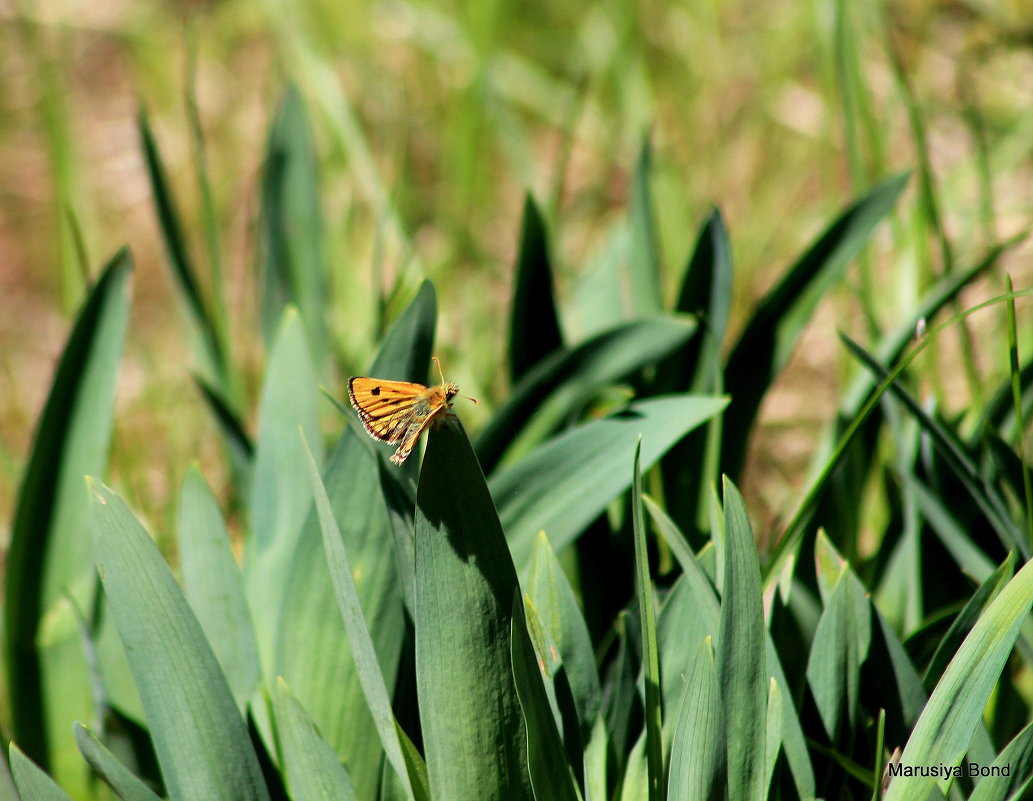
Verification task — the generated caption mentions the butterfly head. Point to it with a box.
[443,382,460,403]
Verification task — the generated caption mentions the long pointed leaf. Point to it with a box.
[717,478,766,801]
[509,194,563,381]
[5,249,130,780]
[89,480,270,801]
[883,554,1033,800]
[415,421,533,801]
[722,173,909,479]
[492,394,727,569]
[631,441,662,801]
[301,435,416,801]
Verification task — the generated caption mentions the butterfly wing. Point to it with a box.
[348,378,426,444]
[389,400,451,465]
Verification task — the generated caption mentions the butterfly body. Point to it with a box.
[348,362,471,465]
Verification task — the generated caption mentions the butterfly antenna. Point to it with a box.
[462,393,479,405]
[432,356,446,386]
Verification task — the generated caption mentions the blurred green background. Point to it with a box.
[2,0,1031,553]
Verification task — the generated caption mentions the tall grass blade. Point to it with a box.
[178,468,261,712]
[511,595,583,801]
[244,308,321,670]
[806,533,872,738]
[722,172,909,479]
[415,420,533,801]
[274,283,432,796]
[509,194,564,382]
[657,207,732,534]
[1005,275,1033,546]
[717,478,766,801]
[300,434,416,801]
[630,440,662,801]
[527,533,602,742]
[89,480,271,801]
[478,317,697,471]
[138,107,227,389]
[4,249,130,777]
[667,637,724,801]
[259,85,329,372]
[628,139,662,316]
[883,555,1033,800]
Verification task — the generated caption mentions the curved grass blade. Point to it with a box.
[245,308,322,671]
[4,249,130,774]
[178,468,261,712]
[722,172,909,480]
[492,394,728,569]
[968,717,1033,801]
[766,283,1033,587]
[259,84,328,371]
[921,555,1013,692]
[816,242,1013,550]
[415,420,533,801]
[138,107,227,387]
[477,317,697,471]
[509,194,563,382]
[73,723,162,801]
[272,680,358,801]
[89,480,271,801]
[511,595,583,801]
[841,332,1027,558]
[274,283,433,796]
[883,554,1033,801]
[300,434,416,801]
[526,533,602,741]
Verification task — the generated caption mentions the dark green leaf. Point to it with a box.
[415,421,533,801]
[511,596,582,801]
[301,435,417,800]
[90,480,270,801]
[138,107,227,386]
[631,441,662,801]
[722,173,909,479]
[493,394,727,569]
[4,249,130,777]
[509,194,563,382]
[717,478,766,801]
[478,317,697,472]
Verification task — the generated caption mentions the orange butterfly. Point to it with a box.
[348,357,478,465]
